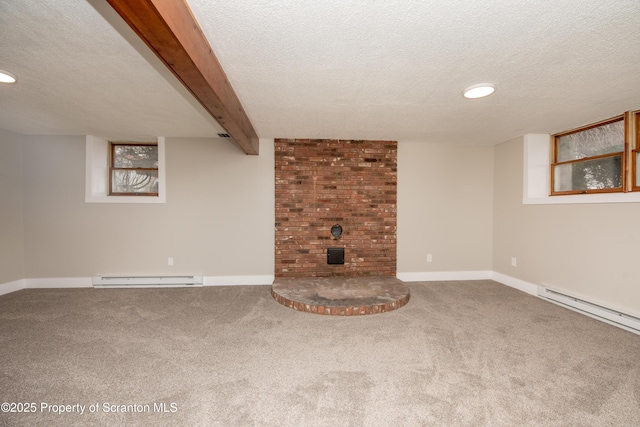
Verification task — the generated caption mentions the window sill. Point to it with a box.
[524,192,640,205]
[85,195,166,204]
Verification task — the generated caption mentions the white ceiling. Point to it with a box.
[1,0,640,145]
[0,0,225,141]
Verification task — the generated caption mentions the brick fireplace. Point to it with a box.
[275,138,397,278]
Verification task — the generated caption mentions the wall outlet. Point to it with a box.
[427,253,433,263]
[511,257,517,267]
[168,257,174,266]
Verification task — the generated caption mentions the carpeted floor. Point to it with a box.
[0,280,639,426]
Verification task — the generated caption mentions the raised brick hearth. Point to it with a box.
[272,277,410,316]
[275,138,397,278]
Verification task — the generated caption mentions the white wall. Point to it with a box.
[22,135,274,279]
[0,128,25,284]
[397,141,494,275]
[493,136,640,317]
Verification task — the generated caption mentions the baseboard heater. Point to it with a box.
[538,287,640,335]
[92,275,203,288]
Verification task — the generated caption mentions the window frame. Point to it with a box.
[632,111,640,192]
[108,142,159,197]
[85,135,166,204]
[550,115,628,196]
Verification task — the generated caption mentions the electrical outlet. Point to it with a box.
[168,257,174,266]
[427,253,433,263]
[511,257,517,267]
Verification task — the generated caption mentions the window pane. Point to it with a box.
[557,120,624,162]
[554,155,622,192]
[636,152,640,187]
[113,145,158,168]
[111,170,158,194]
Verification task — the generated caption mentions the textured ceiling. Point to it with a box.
[1,0,640,145]
[188,0,640,144]
[0,0,224,141]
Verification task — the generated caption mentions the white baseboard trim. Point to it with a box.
[397,270,493,282]
[490,272,539,296]
[26,277,93,288]
[0,279,26,296]
[204,275,274,286]
[396,270,539,295]
[0,275,275,296]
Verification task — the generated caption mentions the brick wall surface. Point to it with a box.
[275,139,397,278]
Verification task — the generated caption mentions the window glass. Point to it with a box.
[636,152,640,188]
[636,113,640,189]
[113,145,158,168]
[110,143,159,196]
[553,155,622,192]
[556,120,624,162]
[111,170,159,194]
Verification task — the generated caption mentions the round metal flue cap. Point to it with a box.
[330,224,343,239]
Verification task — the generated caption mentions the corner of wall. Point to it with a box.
[0,279,26,296]
[0,128,26,285]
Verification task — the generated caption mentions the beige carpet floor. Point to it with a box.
[1,280,639,426]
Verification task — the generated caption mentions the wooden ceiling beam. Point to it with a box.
[106,0,259,155]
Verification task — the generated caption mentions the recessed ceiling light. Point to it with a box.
[0,69,17,84]
[463,83,495,99]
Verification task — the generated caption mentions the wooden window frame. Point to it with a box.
[550,115,627,196]
[632,111,640,192]
[109,142,159,196]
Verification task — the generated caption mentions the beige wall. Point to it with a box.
[0,129,25,284]
[12,134,496,282]
[397,141,494,273]
[22,135,274,278]
[493,137,640,317]
[13,131,639,318]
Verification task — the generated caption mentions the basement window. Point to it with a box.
[109,143,159,196]
[551,116,625,195]
[634,112,640,191]
[550,110,639,196]
[85,135,165,203]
